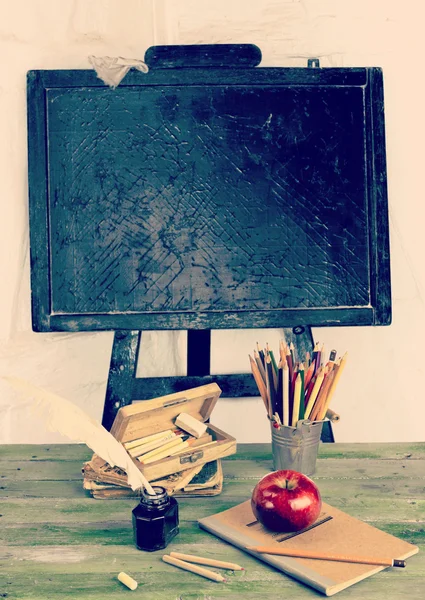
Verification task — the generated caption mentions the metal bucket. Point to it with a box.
[270,420,323,476]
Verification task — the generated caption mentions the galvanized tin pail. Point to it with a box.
[270,420,323,476]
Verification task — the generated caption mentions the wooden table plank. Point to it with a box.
[2,456,425,482]
[1,551,424,600]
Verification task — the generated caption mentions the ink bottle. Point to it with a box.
[132,486,179,551]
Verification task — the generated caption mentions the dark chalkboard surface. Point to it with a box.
[27,51,391,332]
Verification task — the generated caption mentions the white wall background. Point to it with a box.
[0,0,424,445]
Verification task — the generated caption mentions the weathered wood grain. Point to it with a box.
[3,456,425,482]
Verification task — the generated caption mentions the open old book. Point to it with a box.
[199,500,418,596]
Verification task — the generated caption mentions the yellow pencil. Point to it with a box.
[124,430,174,450]
[304,368,325,420]
[140,439,188,464]
[291,373,302,427]
[282,362,289,426]
[136,436,184,462]
[128,432,176,457]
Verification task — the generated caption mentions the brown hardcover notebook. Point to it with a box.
[199,500,418,596]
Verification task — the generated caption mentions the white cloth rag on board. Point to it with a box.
[88,56,149,88]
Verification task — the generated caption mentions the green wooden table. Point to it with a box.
[1,443,424,599]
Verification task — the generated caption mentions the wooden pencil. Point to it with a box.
[256,343,265,367]
[298,364,305,420]
[279,339,287,363]
[269,349,279,390]
[124,430,175,450]
[304,368,324,420]
[304,360,315,389]
[291,373,302,427]
[169,552,244,571]
[140,439,191,464]
[245,547,406,567]
[265,354,276,418]
[317,353,347,420]
[289,342,295,366]
[314,344,321,372]
[254,350,267,383]
[282,361,290,426]
[128,431,176,457]
[276,362,283,423]
[162,555,227,582]
[249,355,269,413]
[286,346,294,382]
[136,436,186,463]
[326,408,340,422]
[310,367,335,422]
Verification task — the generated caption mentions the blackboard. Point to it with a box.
[27,55,391,332]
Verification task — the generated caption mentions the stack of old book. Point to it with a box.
[82,383,236,499]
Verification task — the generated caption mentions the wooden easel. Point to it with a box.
[27,46,390,452]
[101,326,335,443]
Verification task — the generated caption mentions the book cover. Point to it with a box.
[198,500,418,596]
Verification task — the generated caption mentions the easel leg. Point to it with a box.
[102,330,141,430]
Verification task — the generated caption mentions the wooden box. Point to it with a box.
[111,383,236,482]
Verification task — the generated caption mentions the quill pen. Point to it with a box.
[2,376,155,495]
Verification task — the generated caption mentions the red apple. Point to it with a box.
[251,470,322,532]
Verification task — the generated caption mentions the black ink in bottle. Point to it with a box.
[132,486,179,551]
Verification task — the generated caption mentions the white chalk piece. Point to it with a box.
[175,413,207,438]
[117,572,138,591]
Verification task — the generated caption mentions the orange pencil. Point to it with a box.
[246,546,406,567]
[249,355,269,414]
[317,353,348,420]
[310,367,335,422]
[304,360,315,389]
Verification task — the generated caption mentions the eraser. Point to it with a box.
[117,571,138,591]
[175,413,207,438]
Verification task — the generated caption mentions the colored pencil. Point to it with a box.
[304,368,325,420]
[298,364,305,420]
[317,353,347,420]
[254,350,267,383]
[249,355,269,411]
[304,360,315,389]
[249,343,345,426]
[282,361,290,426]
[245,547,406,568]
[291,373,302,427]
[286,346,294,381]
[265,354,276,418]
[310,367,335,422]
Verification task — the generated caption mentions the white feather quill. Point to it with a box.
[2,376,155,495]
